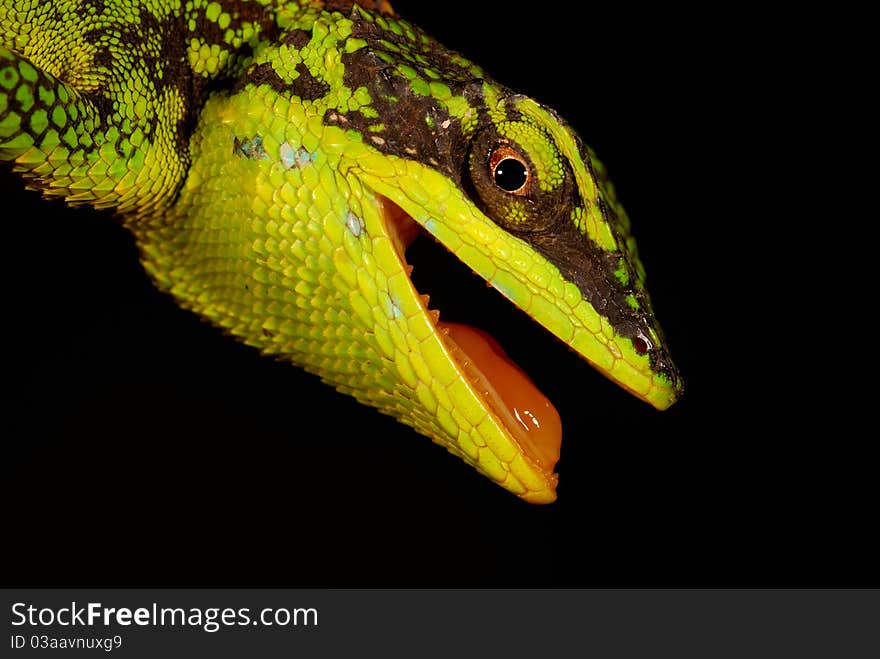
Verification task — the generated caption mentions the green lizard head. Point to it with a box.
[0,0,682,502]
[352,84,684,410]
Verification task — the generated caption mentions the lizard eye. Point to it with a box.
[490,147,530,195]
[464,125,570,233]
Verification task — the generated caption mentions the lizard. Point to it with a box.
[0,0,683,503]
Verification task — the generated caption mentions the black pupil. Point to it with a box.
[493,158,528,192]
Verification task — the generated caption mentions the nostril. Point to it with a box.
[633,333,652,355]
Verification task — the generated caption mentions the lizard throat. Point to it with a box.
[378,196,562,472]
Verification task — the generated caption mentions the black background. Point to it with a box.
[1,3,869,586]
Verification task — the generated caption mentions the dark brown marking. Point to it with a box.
[528,218,677,379]
[290,62,331,101]
[235,60,330,102]
[283,28,312,49]
[327,11,493,181]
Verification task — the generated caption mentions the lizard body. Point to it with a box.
[0,0,682,502]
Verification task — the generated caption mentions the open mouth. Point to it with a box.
[378,195,562,474]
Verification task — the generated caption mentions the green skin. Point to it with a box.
[0,0,682,503]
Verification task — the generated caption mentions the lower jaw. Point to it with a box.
[378,195,562,474]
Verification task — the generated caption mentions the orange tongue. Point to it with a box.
[440,322,562,470]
